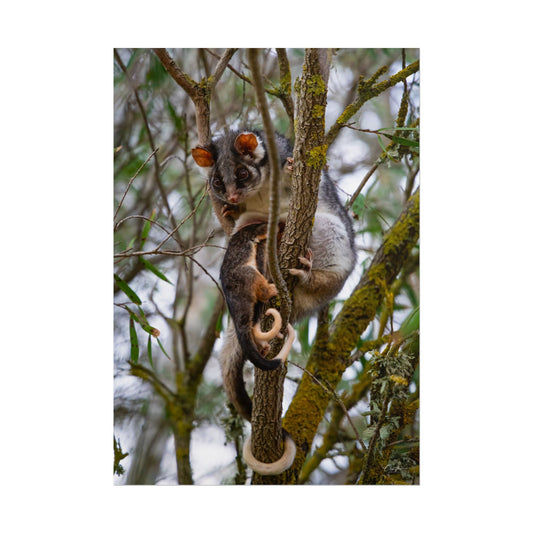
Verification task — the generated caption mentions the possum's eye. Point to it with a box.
[235,167,250,182]
[212,176,224,190]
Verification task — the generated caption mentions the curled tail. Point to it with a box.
[237,328,282,371]
[221,317,295,422]
[243,429,297,476]
[252,308,282,341]
[237,308,285,371]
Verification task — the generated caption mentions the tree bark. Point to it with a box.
[283,188,420,482]
[251,48,332,484]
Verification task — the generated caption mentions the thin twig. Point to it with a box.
[345,123,418,209]
[113,243,222,259]
[324,59,420,147]
[248,49,291,320]
[115,49,182,246]
[346,162,379,209]
[114,148,159,222]
[275,48,294,133]
[114,212,169,234]
[288,360,367,452]
[152,48,197,99]
[210,48,238,86]
[154,184,209,252]
[128,361,176,404]
[153,47,237,147]
[404,164,420,203]
[205,49,253,88]
[359,392,391,483]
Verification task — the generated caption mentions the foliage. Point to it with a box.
[113,48,419,485]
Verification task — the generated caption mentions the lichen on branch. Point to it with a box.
[283,189,420,480]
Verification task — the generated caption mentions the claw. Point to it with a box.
[298,256,312,269]
[221,204,239,219]
[256,340,271,355]
[288,249,313,282]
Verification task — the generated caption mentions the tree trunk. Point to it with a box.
[251,49,332,484]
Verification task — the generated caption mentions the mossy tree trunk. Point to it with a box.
[250,48,332,485]
[281,189,419,482]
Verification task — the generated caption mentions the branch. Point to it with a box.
[288,360,368,452]
[114,50,178,236]
[113,148,159,223]
[205,48,252,85]
[298,366,373,483]
[128,361,176,404]
[275,48,295,134]
[186,291,226,389]
[247,48,292,480]
[279,49,332,295]
[248,49,331,485]
[345,162,379,209]
[324,59,420,147]
[152,48,198,100]
[283,188,420,480]
[248,49,290,320]
[152,48,237,145]
[210,48,238,86]
[206,48,295,132]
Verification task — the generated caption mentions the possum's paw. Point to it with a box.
[288,249,313,284]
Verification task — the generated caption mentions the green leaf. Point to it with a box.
[140,210,156,251]
[377,127,419,133]
[351,193,366,219]
[114,274,142,304]
[382,134,419,148]
[123,305,139,323]
[147,335,153,369]
[380,425,391,441]
[400,306,420,337]
[362,426,376,440]
[361,409,381,417]
[157,337,171,360]
[165,98,185,131]
[376,132,388,153]
[140,256,172,284]
[216,311,224,336]
[129,316,139,363]
[134,305,161,337]
[297,317,310,355]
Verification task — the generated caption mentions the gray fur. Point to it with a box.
[194,130,357,469]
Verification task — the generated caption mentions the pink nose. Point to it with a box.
[227,188,240,204]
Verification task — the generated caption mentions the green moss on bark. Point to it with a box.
[283,190,419,482]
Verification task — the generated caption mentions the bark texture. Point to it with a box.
[252,49,332,484]
[281,189,419,482]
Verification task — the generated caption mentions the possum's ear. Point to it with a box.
[192,146,215,167]
[234,132,264,162]
[234,132,257,154]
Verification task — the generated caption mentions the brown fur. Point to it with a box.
[220,222,285,373]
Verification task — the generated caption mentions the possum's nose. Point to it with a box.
[226,187,241,204]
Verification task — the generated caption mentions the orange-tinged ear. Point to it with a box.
[192,146,214,167]
[234,132,258,156]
